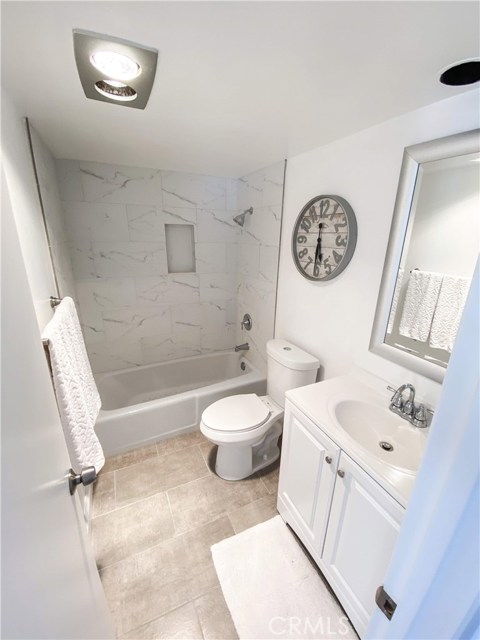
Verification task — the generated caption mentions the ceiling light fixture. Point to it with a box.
[94,80,137,101]
[439,59,480,86]
[90,51,141,81]
[73,30,158,109]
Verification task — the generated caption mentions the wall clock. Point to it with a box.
[292,194,357,282]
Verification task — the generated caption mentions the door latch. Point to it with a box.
[375,585,397,620]
[68,466,97,495]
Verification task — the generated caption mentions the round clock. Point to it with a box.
[292,194,357,281]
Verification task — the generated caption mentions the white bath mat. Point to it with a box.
[211,515,357,639]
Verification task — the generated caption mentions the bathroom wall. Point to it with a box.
[28,124,76,300]
[1,92,58,330]
[276,90,479,404]
[236,160,286,372]
[55,159,241,373]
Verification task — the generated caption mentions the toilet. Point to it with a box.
[200,339,319,481]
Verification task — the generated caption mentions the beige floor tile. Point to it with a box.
[194,586,238,640]
[100,536,192,636]
[168,472,268,534]
[100,516,233,636]
[121,602,203,640]
[92,471,115,518]
[92,492,175,569]
[199,441,217,471]
[228,493,278,534]
[156,430,207,458]
[115,446,209,508]
[258,463,280,495]
[102,443,158,474]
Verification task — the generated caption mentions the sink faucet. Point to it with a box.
[388,383,432,428]
[235,343,250,352]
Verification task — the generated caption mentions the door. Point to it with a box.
[1,171,114,639]
[277,401,340,563]
[321,452,404,638]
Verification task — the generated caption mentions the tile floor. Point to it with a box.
[91,430,280,639]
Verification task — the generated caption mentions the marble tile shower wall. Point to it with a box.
[55,160,240,373]
[236,161,285,372]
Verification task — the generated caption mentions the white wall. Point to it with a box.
[276,90,479,405]
[1,91,57,330]
[29,124,76,300]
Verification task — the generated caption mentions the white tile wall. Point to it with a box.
[235,160,286,372]
[57,159,276,373]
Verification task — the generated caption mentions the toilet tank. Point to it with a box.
[266,339,319,407]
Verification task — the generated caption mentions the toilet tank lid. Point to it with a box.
[267,339,319,371]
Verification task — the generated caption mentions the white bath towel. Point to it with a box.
[42,297,104,472]
[387,268,404,334]
[399,270,443,342]
[430,276,471,353]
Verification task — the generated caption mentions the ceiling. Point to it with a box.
[2,1,479,177]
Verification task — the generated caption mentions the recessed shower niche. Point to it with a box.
[165,224,196,273]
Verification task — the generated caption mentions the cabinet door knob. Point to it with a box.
[337,469,345,478]
[325,456,332,464]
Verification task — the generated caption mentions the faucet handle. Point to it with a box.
[387,386,404,410]
[411,404,428,428]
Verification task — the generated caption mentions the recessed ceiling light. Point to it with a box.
[73,29,158,110]
[94,80,137,101]
[439,59,480,86]
[90,51,141,81]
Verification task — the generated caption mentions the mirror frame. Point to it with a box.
[370,128,480,383]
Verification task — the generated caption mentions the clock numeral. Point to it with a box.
[334,219,347,233]
[298,248,308,259]
[297,234,307,244]
[333,250,343,264]
[335,234,347,247]
[322,257,334,275]
[300,218,312,233]
[329,202,341,220]
[308,205,318,223]
[313,264,320,277]
[319,199,330,218]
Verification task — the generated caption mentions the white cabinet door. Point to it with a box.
[278,401,340,562]
[321,451,404,638]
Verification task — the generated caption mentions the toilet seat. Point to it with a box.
[202,394,270,433]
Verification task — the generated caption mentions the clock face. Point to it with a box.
[292,195,357,281]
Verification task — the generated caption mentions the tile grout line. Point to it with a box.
[98,511,233,574]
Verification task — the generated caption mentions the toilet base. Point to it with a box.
[215,422,282,481]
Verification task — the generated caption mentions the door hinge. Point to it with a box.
[375,585,397,620]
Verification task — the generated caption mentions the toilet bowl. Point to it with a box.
[200,339,319,481]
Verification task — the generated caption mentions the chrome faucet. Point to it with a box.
[235,343,250,352]
[387,383,432,428]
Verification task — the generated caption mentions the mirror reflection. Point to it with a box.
[385,151,479,368]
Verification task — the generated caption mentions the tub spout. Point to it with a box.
[235,343,250,352]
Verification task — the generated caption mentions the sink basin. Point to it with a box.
[333,399,425,473]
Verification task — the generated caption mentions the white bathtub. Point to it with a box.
[94,351,266,456]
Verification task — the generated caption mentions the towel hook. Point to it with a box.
[50,296,63,308]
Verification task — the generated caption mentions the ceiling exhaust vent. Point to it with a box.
[73,29,158,109]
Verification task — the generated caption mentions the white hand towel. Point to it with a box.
[42,297,104,472]
[399,270,443,342]
[430,276,471,353]
[387,268,404,334]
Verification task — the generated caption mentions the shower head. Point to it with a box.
[233,207,254,227]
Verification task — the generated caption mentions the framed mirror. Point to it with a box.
[370,129,479,383]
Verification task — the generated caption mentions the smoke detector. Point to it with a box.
[73,29,158,109]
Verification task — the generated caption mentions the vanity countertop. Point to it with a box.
[286,374,430,508]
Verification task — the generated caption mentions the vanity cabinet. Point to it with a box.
[278,401,405,638]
